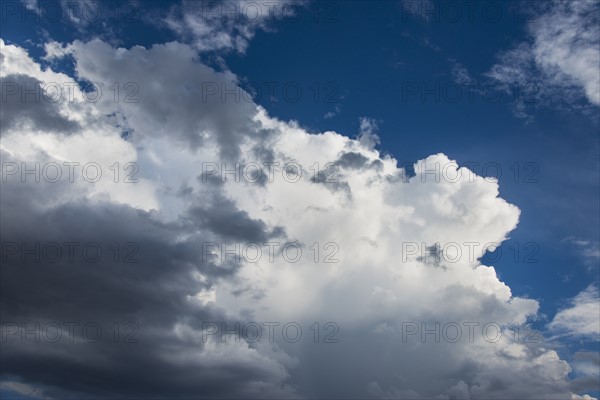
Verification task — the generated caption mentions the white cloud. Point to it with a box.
[549,285,600,341]
[530,1,600,106]
[0,37,597,399]
[21,0,40,13]
[357,116,381,149]
[323,104,341,119]
[487,0,600,117]
[572,394,598,400]
[164,0,305,53]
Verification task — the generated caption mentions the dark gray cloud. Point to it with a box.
[186,177,284,243]
[335,152,369,170]
[0,152,293,399]
[0,74,80,135]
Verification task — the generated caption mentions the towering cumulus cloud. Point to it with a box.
[0,38,591,399]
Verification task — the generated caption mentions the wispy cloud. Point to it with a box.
[549,285,600,341]
[487,0,600,119]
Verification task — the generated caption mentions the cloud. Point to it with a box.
[487,0,600,118]
[570,351,600,396]
[549,285,600,341]
[400,0,436,22]
[357,116,381,150]
[449,58,475,86]
[572,394,599,400]
[164,0,305,53]
[0,74,81,134]
[0,37,596,399]
[562,237,600,270]
[323,104,341,119]
[0,380,50,399]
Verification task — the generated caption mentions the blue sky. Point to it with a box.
[1,1,599,399]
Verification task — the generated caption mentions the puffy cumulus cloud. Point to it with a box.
[487,0,600,118]
[164,0,305,53]
[549,285,600,341]
[0,38,595,399]
[572,395,599,400]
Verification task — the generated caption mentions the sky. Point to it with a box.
[0,0,599,399]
